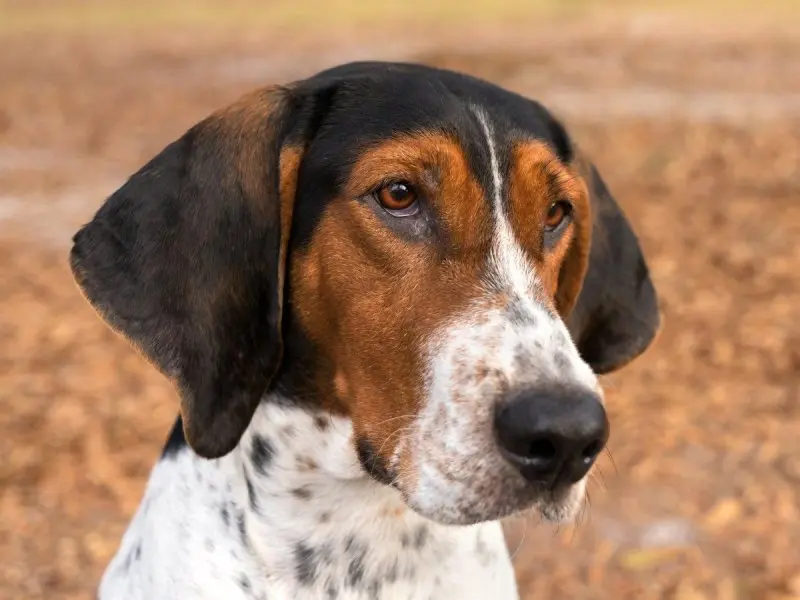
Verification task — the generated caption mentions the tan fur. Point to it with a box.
[505,140,592,315]
[290,133,495,463]
[288,133,596,472]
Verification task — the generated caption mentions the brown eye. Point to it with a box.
[377,182,418,212]
[544,200,573,232]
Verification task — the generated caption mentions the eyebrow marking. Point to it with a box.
[471,106,538,302]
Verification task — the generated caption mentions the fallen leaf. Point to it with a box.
[618,546,684,571]
[704,498,743,531]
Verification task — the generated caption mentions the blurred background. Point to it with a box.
[1,1,799,598]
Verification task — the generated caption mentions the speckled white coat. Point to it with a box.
[99,402,519,600]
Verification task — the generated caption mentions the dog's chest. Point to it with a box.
[98,405,519,600]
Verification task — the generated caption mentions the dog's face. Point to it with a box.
[70,62,660,526]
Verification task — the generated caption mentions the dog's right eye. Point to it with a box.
[376,182,420,217]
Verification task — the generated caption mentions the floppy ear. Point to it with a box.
[560,147,661,374]
[69,85,326,458]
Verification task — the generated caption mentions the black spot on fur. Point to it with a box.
[220,505,230,527]
[475,532,493,567]
[400,532,411,548]
[319,511,331,523]
[120,541,142,572]
[386,560,399,583]
[345,538,367,587]
[250,435,275,476]
[508,300,535,327]
[326,583,338,599]
[553,351,571,373]
[314,415,330,431]
[238,574,252,593]
[292,487,313,500]
[347,555,365,587]
[356,437,394,486]
[236,510,249,547]
[245,473,259,512]
[413,525,429,549]
[294,542,318,585]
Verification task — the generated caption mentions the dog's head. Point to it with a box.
[70,62,660,525]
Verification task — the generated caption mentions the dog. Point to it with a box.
[70,61,660,600]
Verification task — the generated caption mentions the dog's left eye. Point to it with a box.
[544,200,573,232]
[376,182,420,216]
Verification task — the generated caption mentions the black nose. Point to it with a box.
[494,387,609,488]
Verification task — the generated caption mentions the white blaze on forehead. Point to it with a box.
[471,106,538,303]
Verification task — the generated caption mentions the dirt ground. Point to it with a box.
[1,4,799,599]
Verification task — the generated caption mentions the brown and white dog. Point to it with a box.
[70,61,660,600]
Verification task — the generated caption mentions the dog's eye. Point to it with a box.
[544,200,573,232]
[376,182,419,216]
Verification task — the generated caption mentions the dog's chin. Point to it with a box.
[398,478,588,527]
[536,480,588,524]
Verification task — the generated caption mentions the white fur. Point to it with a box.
[99,401,518,600]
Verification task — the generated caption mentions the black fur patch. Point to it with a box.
[413,525,429,550]
[344,536,368,588]
[245,474,259,513]
[161,417,187,459]
[250,435,275,476]
[356,437,394,486]
[220,504,230,527]
[294,542,319,585]
[236,510,249,547]
[238,574,252,592]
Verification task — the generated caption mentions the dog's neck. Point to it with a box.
[107,398,519,599]
[220,399,518,598]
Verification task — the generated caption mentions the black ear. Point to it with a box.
[69,86,325,458]
[566,153,661,374]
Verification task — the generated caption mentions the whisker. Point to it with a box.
[372,414,416,428]
[590,468,607,492]
[371,425,414,480]
[510,516,529,563]
[585,489,593,528]
[603,448,619,477]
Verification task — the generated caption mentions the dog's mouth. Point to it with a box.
[395,477,589,526]
[385,434,592,526]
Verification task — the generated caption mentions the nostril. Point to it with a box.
[581,439,603,463]
[527,438,557,463]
